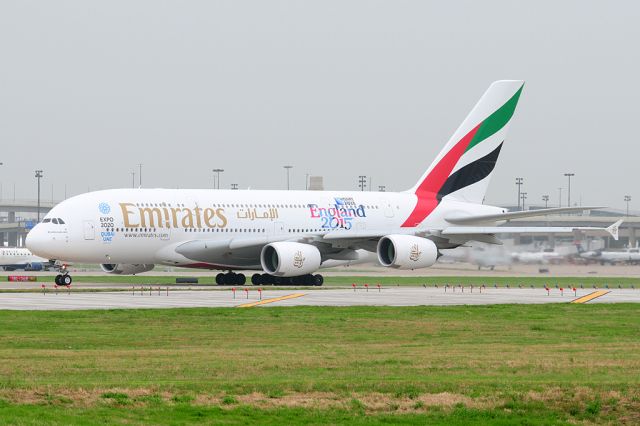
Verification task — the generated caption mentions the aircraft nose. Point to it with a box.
[26,224,48,258]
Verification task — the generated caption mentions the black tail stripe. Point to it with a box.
[437,142,503,201]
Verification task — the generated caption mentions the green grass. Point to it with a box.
[0,304,638,424]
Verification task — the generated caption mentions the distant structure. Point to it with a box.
[308,176,324,191]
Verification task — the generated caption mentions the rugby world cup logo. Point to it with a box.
[409,243,422,262]
[293,250,305,268]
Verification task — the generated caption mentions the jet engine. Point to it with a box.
[25,262,45,271]
[377,235,439,269]
[261,242,322,277]
[100,263,155,275]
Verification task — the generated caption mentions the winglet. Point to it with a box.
[607,219,623,241]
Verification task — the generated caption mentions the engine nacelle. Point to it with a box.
[25,262,44,271]
[100,263,155,275]
[261,242,321,277]
[377,235,438,270]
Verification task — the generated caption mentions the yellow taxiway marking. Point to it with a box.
[571,290,610,304]
[237,293,306,308]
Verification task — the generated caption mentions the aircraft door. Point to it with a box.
[272,222,285,235]
[381,199,394,218]
[83,221,95,240]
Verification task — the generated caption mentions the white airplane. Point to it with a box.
[580,246,640,265]
[511,248,563,264]
[0,247,51,271]
[26,80,620,286]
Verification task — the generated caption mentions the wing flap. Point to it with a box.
[445,206,604,225]
[442,221,621,240]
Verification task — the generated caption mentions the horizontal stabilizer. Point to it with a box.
[445,206,604,225]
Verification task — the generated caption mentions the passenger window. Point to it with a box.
[58,219,65,224]
[52,218,59,224]
[43,218,51,223]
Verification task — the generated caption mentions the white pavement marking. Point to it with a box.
[0,288,639,310]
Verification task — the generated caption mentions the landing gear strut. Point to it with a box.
[251,273,323,286]
[216,272,246,286]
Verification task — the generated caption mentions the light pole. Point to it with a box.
[131,172,136,188]
[358,176,367,191]
[521,192,527,211]
[564,173,575,207]
[378,185,386,192]
[283,166,293,190]
[35,170,43,222]
[625,195,631,216]
[212,169,224,189]
[305,173,309,190]
[542,195,549,208]
[138,163,143,187]
[515,177,524,210]
[557,187,562,208]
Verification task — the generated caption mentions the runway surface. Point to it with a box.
[0,287,637,310]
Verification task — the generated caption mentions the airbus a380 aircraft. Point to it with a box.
[26,80,620,286]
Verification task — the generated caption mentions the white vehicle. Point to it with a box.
[0,247,51,271]
[26,80,620,286]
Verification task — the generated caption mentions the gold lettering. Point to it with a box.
[120,203,139,228]
[181,208,194,228]
[216,208,227,228]
[194,206,202,228]
[170,208,180,228]
[139,207,163,228]
[203,208,216,228]
[162,207,171,228]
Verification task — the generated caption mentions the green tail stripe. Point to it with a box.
[465,84,523,152]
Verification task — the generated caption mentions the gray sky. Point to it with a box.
[1,1,638,209]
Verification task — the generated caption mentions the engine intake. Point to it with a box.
[261,242,321,277]
[377,235,438,270]
[100,263,155,275]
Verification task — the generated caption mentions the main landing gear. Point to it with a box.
[216,272,246,286]
[251,273,323,286]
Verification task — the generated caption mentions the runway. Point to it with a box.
[0,287,638,310]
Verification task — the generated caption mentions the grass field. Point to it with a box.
[0,304,639,424]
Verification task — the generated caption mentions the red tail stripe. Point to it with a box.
[401,123,481,227]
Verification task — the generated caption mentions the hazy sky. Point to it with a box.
[1,1,638,209]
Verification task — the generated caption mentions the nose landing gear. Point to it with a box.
[53,262,72,286]
[54,274,72,286]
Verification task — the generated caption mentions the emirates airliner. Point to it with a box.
[26,81,619,286]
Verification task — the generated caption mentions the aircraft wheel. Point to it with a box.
[251,273,262,285]
[216,273,225,285]
[62,275,72,286]
[236,273,246,286]
[260,274,272,285]
[314,274,324,286]
[54,275,62,285]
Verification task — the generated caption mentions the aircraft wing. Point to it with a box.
[322,220,622,246]
[444,206,604,225]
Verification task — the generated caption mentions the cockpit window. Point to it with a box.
[58,218,65,224]
[42,218,51,223]
[52,218,59,224]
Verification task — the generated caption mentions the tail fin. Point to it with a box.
[409,80,524,205]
